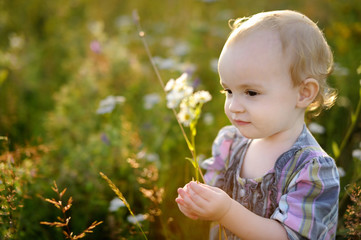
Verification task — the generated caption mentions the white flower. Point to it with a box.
[88,21,106,40]
[164,73,193,109]
[203,112,214,125]
[143,93,161,110]
[154,56,177,70]
[352,149,361,161]
[9,34,24,50]
[179,96,195,109]
[193,90,212,104]
[337,167,345,177]
[164,78,175,92]
[176,62,197,73]
[108,197,125,212]
[308,122,325,134]
[172,42,189,57]
[166,91,185,109]
[115,15,132,29]
[96,95,125,114]
[145,153,159,162]
[164,73,190,92]
[127,214,147,224]
[178,106,196,127]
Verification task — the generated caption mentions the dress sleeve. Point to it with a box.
[271,156,340,240]
[201,126,240,186]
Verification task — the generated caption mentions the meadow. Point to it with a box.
[0,0,361,239]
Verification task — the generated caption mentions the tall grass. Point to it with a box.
[1,0,361,239]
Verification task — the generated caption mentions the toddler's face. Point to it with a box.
[218,29,303,140]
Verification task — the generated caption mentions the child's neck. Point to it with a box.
[240,120,304,179]
[259,120,304,149]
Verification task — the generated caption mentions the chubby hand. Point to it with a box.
[175,181,232,221]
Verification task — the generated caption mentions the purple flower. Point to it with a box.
[101,133,110,145]
[90,40,101,54]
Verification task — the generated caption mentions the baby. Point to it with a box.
[176,10,340,240]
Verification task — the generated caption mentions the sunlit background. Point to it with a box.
[1,0,361,239]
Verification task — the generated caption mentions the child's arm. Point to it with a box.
[176,181,288,240]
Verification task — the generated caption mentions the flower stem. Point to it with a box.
[336,86,361,161]
[133,9,205,182]
[133,9,191,146]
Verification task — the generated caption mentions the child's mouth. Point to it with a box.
[233,119,250,126]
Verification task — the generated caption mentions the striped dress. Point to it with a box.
[202,125,340,240]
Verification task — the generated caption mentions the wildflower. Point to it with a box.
[176,90,212,126]
[193,90,212,104]
[172,42,189,57]
[203,112,214,125]
[153,56,177,70]
[177,63,197,74]
[88,21,106,41]
[108,197,125,212]
[127,214,147,224]
[352,149,361,161]
[308,122,325,134]
[164,72,189,91]
[115,15,132,29]
[164,73,193,109]
[192,77,201,89]
[90,40,101,54]
[9,33,24,50]
[96,95,125,114]
[178,106,196,127]
[143,93,161,110]
[145,153,159,163]
[101,133,110,145]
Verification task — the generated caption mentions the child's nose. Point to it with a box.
[228,96,245,113]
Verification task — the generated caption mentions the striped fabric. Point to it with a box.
[202,125,340,240]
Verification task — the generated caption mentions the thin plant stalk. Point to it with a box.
[335,86,361,161]
[132,9,204,183]
[333,73,361,213]
[132,9,229,240]
[99,172,148,240]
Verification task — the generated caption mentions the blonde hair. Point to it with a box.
[228,10,337,116]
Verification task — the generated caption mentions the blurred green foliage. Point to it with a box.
[0,0,361,239]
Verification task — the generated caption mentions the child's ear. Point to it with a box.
[296,78,319,108]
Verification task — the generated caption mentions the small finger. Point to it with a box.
[178,187,207,215]
[177,188,193,206]
[175,196,185,205]
[177,201,199,220]
[190,181,215,200]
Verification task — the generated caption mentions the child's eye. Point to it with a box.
[220,89,232,95]
[245,90,258,96]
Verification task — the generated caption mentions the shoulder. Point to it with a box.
[276,125,336,174]
[272,134,340,239]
